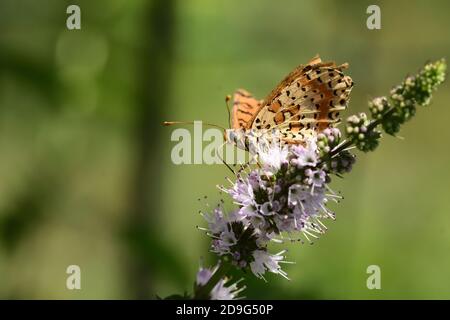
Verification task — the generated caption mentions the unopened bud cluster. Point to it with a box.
[346,113,381,152]
[317,128,356,173]
[347,59,446,146]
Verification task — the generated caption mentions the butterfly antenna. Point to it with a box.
[163,121,226,131]
[225,95,232,128]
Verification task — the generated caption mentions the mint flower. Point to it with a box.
[250,250,290,280]
[253,137,290,174]
[195,264,245,300]
[291,138,318,168]
[200,207,241,256]
[226,175,259,217]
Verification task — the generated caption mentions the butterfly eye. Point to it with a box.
[229,129,246,144]
[225,129,234,143]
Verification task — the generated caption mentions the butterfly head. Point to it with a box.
[224,128,248,150]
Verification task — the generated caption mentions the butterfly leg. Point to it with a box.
[216,140,236,175]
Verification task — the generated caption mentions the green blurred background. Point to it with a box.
[0,0,449,299]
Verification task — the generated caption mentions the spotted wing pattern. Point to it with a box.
[250,55,354,143]
[231,89,263,129]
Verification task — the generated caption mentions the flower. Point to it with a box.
[304,168,327,187]
[196,267,213,286]
[201,206,228,234]
[210,278,244,300]
[252,133,289,174]
[291,138,318,168]
[196,265,245,300]
[211,228,237,255]
[249,250,290,280]
[226,176,258,217]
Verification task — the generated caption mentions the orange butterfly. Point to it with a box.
[228,55,353,146]
[165,55,353,149]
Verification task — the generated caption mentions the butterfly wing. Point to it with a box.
[231,89,263,129]
[250,55,354,143]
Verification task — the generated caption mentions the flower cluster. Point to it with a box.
[200,133,348,280]
[201,205,291,280]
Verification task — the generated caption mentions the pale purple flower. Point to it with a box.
[254,229,277,246]
[250,250,290,280]
[248,214,268,232]
[260,202,276,216]
[224,177,259,218]
[252,135,289,174]
[210,278,245,300]
[291,138,318,168]
[196,265,245,300]
[247,171,265,193]
[230,178,254,207]
[201,207,228,234]
[259,147,289,173]
[196,267,213,286]
[211,228,237,255]
[305,168,327,187]
[200,207,240,255]
[288,184,327,217]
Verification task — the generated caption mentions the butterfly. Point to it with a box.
[227,55,353,147]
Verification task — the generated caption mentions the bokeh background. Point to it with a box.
[0,0,449,299]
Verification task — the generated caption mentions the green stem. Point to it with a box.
[194,261,230,300]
